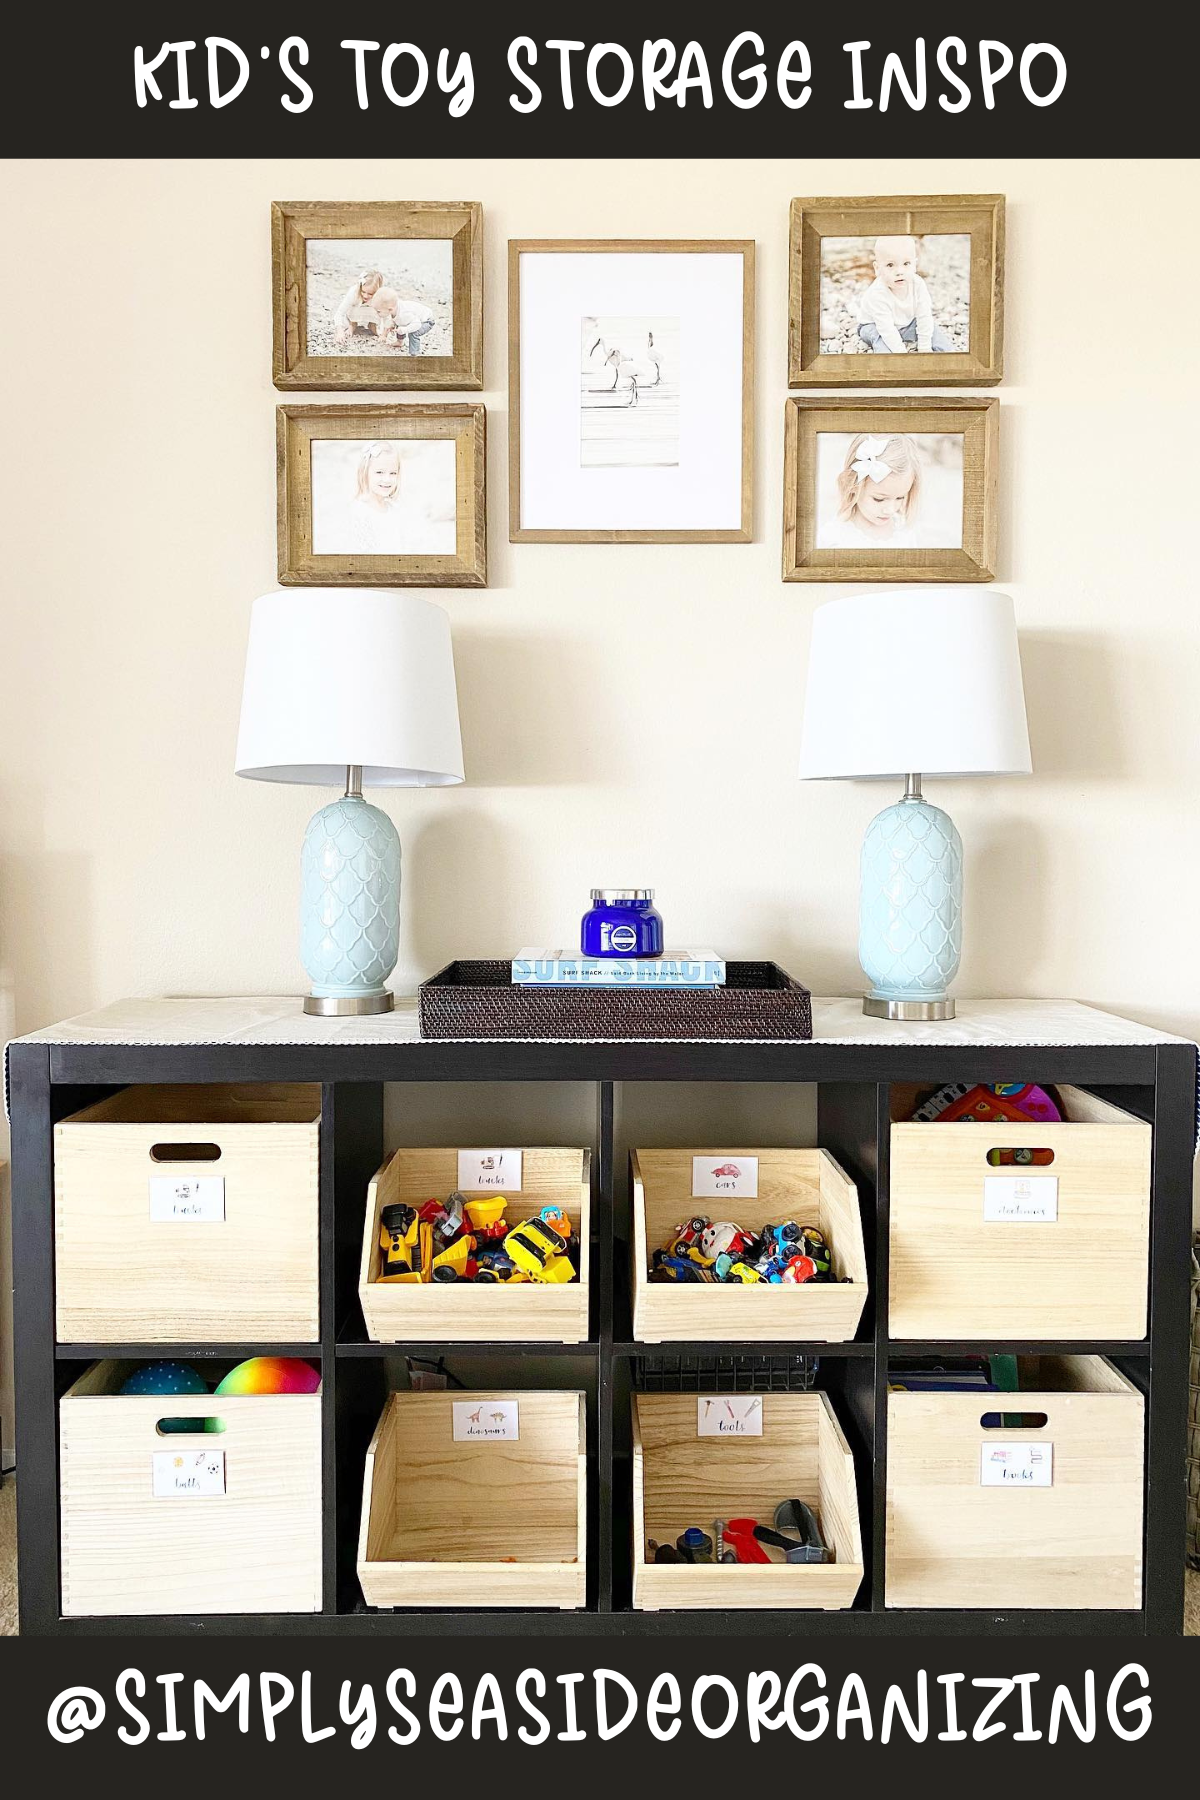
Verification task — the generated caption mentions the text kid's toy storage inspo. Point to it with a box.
[54,1084,321,1343]
[888,1085,1151,1339]
[885,1355,1144,1610]
[59,1360,322,1617]
[632,1391,864,1610]
[631,1148,869,1342]
[358,1390,587,1609]
[359,1146,590,1342]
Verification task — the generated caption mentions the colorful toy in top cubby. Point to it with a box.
[650,1213,840,1287]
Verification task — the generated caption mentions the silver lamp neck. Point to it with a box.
[902,772,924,802]
[344,764,363,800]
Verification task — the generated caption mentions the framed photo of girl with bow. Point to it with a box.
[783,397,998,582]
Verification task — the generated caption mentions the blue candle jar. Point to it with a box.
[581,889,664,958]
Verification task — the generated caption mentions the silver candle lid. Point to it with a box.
[590,888,654,901]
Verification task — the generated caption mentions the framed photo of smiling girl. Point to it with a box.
[783,397,998,583]
[276,404,486,587]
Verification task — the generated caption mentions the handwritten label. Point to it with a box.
[692,1155,759,1200]
[983,1175,1058,1223]
[152,1448,226,1497]
[457,1150,523,1193]
[149,1175,225,1222]
[453,1399,520,1441]
[980,1442,1053,1487]
[697,1396,763,1438]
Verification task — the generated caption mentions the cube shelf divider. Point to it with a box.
[8,1027,1194,1636]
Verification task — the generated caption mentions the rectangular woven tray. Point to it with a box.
[418,960,813,1042]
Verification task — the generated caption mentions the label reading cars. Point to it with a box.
[148,1176,226,1222]
[697,1396,764,1438]
[980,1442,1053,1488]
[453,1399,520,1441]
[457,1150,523,1193]
[983,1175,1058,1223]
[152,1449,226,1498]
[692,1155,759,1200]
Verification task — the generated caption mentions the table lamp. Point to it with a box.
[798,589,1031,1020]
[235,589,464,1015]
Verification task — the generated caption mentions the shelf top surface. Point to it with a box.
[7,991,1193,1053]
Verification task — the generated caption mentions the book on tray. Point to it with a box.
[512,949,726,987]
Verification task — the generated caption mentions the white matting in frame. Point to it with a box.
[510,244,753,542]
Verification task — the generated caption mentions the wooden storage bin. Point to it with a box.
[59,1360,322,1617]
[888,1085,1151,1340]
[359,1147,590,1343]
[357,1390,587,1609]
[55,1083,321,1343]
[632,1391,864,1611]
[631,1148,868,1343]
[886,1354,1144,1610]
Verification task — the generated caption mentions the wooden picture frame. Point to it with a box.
[788,194,1004,387]
[509,239,754,543]
[272,201,483,391]
[783,396,999,583]
[276,404,486,588]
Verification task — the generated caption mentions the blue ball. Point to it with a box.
[120,1360,208,1397]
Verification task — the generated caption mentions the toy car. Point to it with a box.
[699,1220,755,1260]
[504,1215,575,1283]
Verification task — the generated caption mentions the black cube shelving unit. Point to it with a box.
[8,1019,1196,1635]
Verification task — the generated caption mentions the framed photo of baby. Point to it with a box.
[788,195,1004,387]
[276,404,486,588]
[272,201,483,391]
[783,397,998,583]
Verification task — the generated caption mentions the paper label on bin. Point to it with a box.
[152,1449,226,1497]
[983,1175,1058,1223]
[980,1442,1053,1487]
[453,1400,519,1441]
[692,1155,758,1200]
[149,1175,225,1222]
[697,1396,764,1438]
[457,1150,523,1193]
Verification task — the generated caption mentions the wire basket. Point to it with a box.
[634,1352,819,1393]
[1188,1241,1199,1569]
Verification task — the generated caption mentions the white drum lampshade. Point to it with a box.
[799,589,1031,1020]
[235,589,464,1015]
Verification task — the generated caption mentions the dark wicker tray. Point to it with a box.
[418,960,812,1042]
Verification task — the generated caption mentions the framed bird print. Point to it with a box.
[508,240,754,543]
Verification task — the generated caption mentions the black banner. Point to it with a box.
[2,6,1197,159]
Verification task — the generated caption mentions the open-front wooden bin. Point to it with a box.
[631,1148,868,1343]
[359,1147,591,1342]
[357,1390,587,1609]
[55,1083,321,1343]
[59,1360,322,1618]
[889,1085,1152,1339]
[632,1392,864,1611]
[886,1355,1145,1610]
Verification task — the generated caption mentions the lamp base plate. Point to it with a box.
[863,995,956,1022]
[303,991,395,1018]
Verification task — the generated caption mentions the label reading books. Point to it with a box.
[983,1175,1058,1223]
[457,1150,523,1193]
[152,1448,226,1498]
[980,1442,1053,1487]
[692,1155,758,1200]
[697,1396,764,1438]
[453,1400,519,1442]
[149,1175,225,1222]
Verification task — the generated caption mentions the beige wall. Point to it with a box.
[2,158,1198,1447]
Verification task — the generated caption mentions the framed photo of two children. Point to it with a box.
[272,200,484,390]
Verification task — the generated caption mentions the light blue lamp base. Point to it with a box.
[858,777,962,1021]
[299,778,401,1017]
